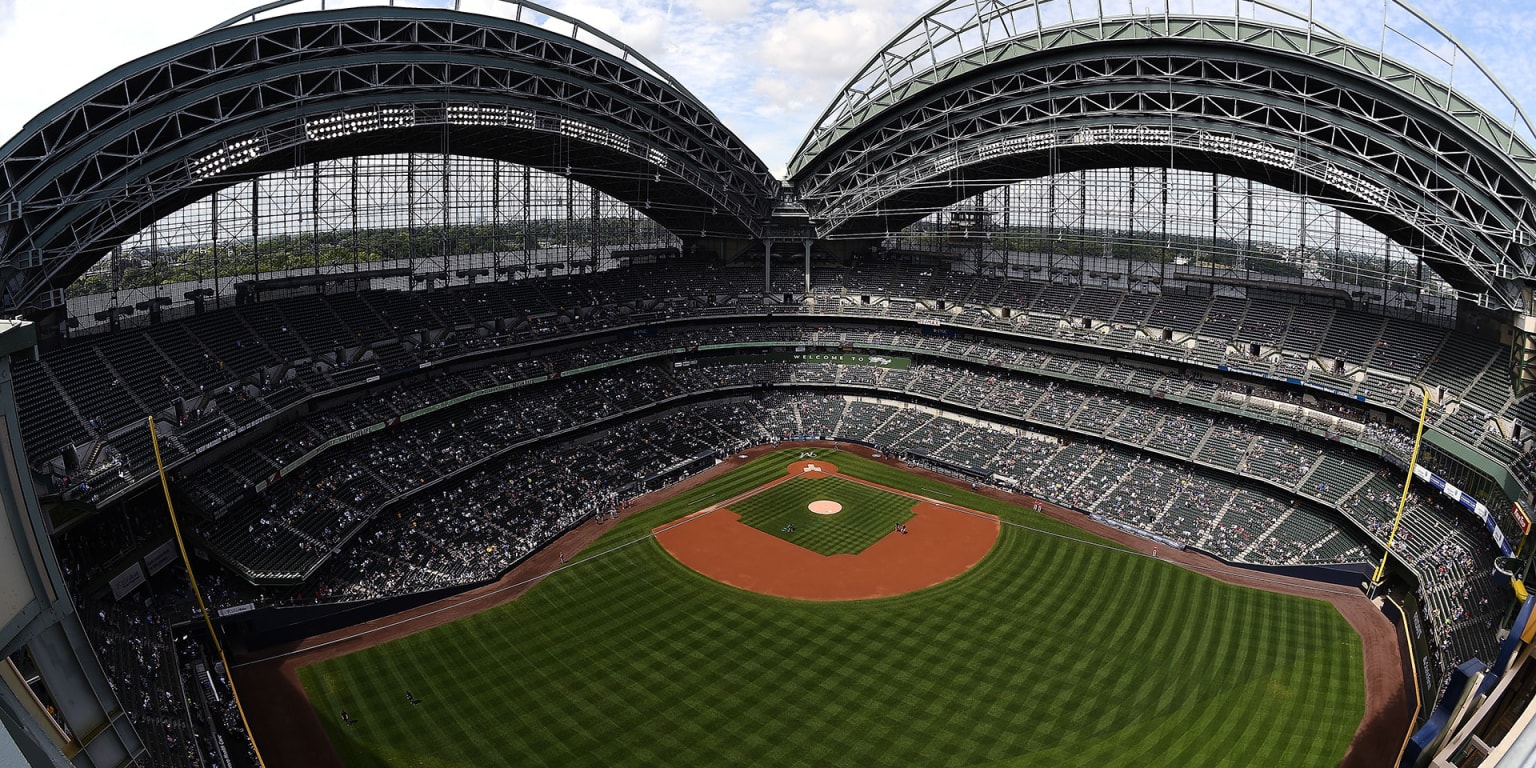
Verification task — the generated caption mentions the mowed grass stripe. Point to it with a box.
[730,474,915,554]
[299,449,1364,767]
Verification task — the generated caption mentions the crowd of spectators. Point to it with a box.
[309,404,757,601]
[49,377,1507,766]
[186,358,1414,603]
[1341,472,1508,673]
[27,261,1533,764]
[14,258,1526,510]
[71,569,258,768]
[78,601,201,767]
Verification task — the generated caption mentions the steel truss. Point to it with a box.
[72,154,680,327]
[792,46,1536,308]
[796,7,1536,173]
[894,168,1457,307]
[0,6,777,314]
[790,13,1536,310]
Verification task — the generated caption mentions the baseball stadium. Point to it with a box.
[2,0,1536,765]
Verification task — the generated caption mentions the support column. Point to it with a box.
[1514,303,1536,399]
[763,240,772,294]
[211,189,221,311]
[803,239,813,296]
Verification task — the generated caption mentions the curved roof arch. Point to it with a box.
[204,0,695,101]
[794,0,1536,170]
[0,3,778,314]
[787,0,1536,309]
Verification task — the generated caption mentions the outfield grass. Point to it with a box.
[299,449,1364,767]
[730,474,915,555]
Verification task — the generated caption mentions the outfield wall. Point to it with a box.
[1187,547,1375,589]
[226,580,489,652]
[226,512,592,651]
[1379,597,1422,730]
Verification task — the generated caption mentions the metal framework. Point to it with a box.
[0,2,777,315]
[892,167,1460,310]
[6,0,1536,315]
[788,2,1536,309]
[68,154,682,328]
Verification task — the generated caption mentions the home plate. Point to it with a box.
[809,500,842,515]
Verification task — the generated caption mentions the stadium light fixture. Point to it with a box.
[304,106,416,142]
[191,137,264,178]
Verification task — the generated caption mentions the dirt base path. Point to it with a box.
[233,442,1410,768]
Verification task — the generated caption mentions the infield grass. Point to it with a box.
[731,474,915,554]
[298,449,1365,767]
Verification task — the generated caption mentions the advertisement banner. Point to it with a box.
[145,540,178,575]
[109,563,146,601]
[702,352,911,369]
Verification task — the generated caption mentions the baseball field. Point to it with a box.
[296,448,1367,767]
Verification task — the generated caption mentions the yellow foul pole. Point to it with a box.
[1372,388,1433,586]
[148,417,268,768]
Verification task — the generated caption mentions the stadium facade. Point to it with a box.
[2,0,1536,765]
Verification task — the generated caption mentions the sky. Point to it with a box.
[2,0,1536,179]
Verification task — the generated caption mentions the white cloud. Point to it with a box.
[750,75,815,115]
[538,0,672,57]
[740,2,921,167]
[687,0,756,24]
[756,4,902,82]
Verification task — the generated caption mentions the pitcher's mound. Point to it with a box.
[808,500,842,515]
